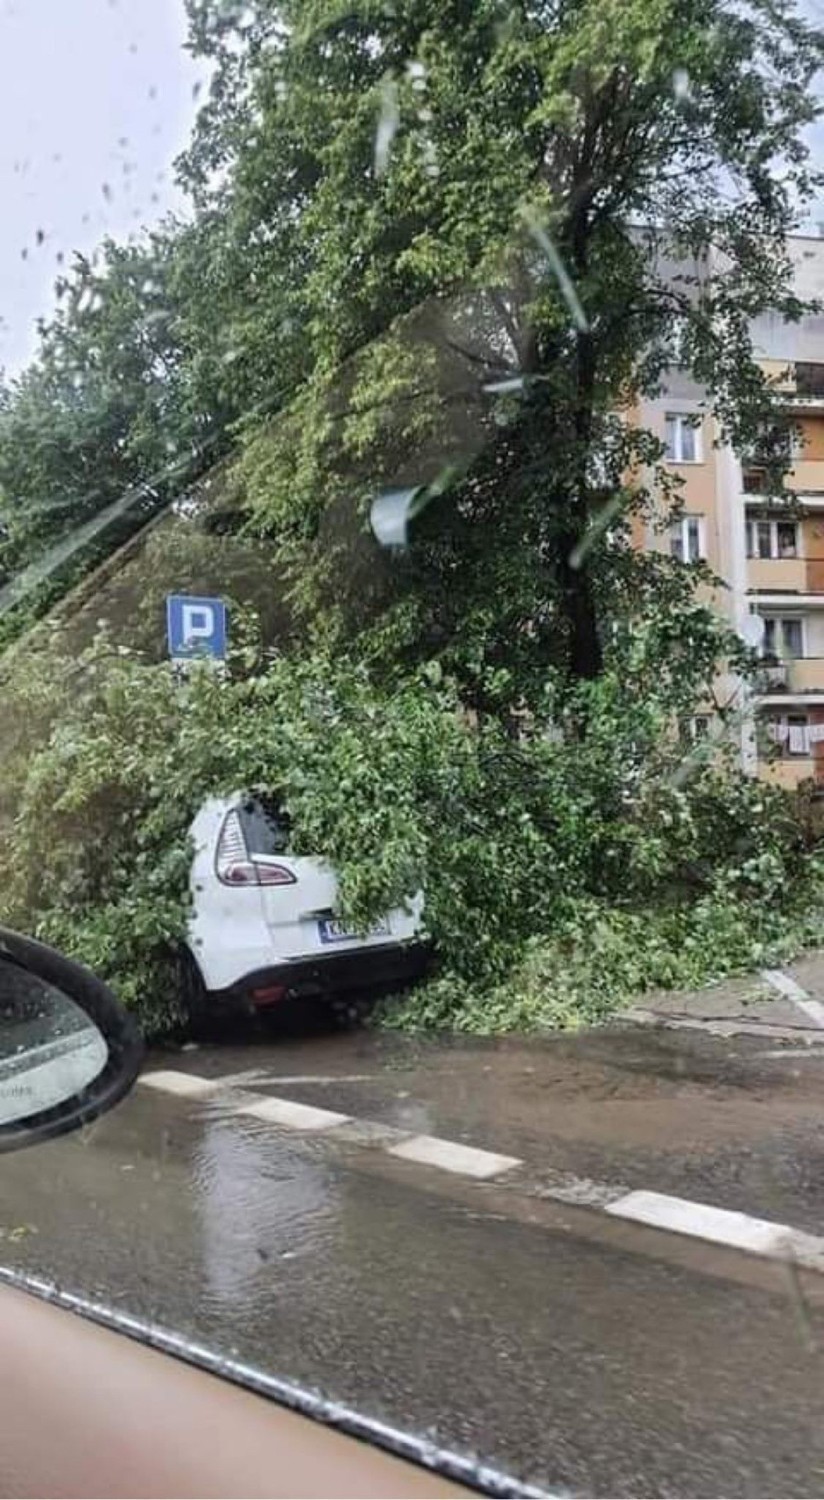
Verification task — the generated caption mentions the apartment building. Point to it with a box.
[638,235,824,790]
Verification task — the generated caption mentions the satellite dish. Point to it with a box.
[739,614,766,649]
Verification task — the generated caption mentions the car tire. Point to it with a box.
[329,992,374,1029]
[177,946,210,1037]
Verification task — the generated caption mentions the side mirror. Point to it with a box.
[0,926,142,1153]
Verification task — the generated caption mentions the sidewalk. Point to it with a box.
[626,955,824,1043]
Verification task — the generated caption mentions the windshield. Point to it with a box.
[2,0,824,1494]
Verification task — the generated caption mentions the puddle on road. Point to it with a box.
[145,1022,824,1241]
[191,1114,342,1313]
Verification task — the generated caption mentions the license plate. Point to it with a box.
[318,917,389,944]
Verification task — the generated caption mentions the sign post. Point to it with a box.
[166,595,228,665]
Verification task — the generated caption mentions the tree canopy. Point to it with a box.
[2,0,820,677]
[182,0,820,693]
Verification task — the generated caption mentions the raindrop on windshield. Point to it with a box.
[374,77,400,178]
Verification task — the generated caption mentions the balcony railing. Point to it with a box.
[758,756,818,788]
[755,661,790,693]
[753,658,824,696]
[786,460,824,491]
[743,469,770,494]
[747,557,807,592]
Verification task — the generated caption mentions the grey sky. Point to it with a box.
[0,0,207,375]
[1,1,823,381]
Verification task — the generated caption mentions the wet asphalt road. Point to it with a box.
[3,1018,824,1496]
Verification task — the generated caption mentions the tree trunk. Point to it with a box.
[558,543,602,679]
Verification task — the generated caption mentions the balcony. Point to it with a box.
[759,358,796,395]
[754,661,791,693]
[749,592,824,609]
[787,460,824,490]
[742,462,824,495]
[795,363,824,399]
[742,485,824,510]
[759,757,818,788]
[765,361,824,410]
[754,658,824,699]
[747,557,806,592]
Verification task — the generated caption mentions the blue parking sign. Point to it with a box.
[166,595,228,662]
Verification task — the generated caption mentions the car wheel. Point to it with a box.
[177,946,209,1037]
[329,992,374,1029]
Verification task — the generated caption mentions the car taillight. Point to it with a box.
[216,810,296,887]
[220,862,261,886]
[255,863,297,886]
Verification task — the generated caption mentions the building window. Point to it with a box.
[778,520,799,557]
[669,515,705,562]
[766,713,810,757]
[743,469,767,495]
[664,413,702,463]
[788,714,810,755]
[762,616,804,659]
[794,363,824,399]
[745,518,799,559]
[754,519,772,559]
[678,714,711,745]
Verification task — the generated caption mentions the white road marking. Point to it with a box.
[138,1067,824,1273]
[523,1169,627,1209]
[792,998,824,1028]
[761,968,807,1002]
[761,968,824,1028]
[606,1189,824,1268]
[755,1047,824,1058]
[387,1134,521,1179]
[781,1229,824,1274]
[234,1094,350,1132]
[139,1070,220,1098]
[328,1118,415,1148]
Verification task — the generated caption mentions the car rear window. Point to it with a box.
[237,796,292,856]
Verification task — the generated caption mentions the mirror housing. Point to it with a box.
[0,926,142,1153]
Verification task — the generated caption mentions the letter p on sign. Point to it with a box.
[166,595,228,663]
[182,603,213,645]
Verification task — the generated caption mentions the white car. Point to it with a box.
[185,793,426,1019]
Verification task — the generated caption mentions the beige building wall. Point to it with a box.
[747,284,824,782]
[760,757,817,789]
[635,237,824,787]
[639,380,753,764]
[642,396,727,582]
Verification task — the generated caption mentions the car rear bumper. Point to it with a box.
[206,941,430,1012]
